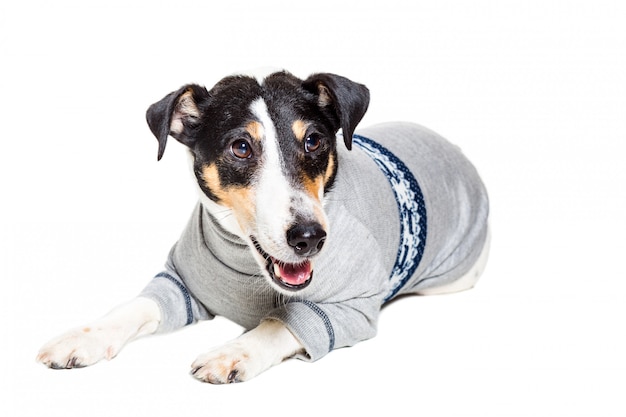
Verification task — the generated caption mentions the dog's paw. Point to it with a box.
[190,320,303,384]
[36,327,122,369]
[190,342,263,384]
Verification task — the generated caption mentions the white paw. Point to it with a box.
[190,320,303,384]
[36,326,122,369]
[190,342,262,384]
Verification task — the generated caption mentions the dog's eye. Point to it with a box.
[231,139,252,159]
[304,134,322,153]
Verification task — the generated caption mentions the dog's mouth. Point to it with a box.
[251,237,313,291]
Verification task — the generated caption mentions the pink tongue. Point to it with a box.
[278,261,312,286]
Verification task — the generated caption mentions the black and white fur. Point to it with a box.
[37,70,487,383]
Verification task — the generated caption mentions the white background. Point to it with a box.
[1,1,625,416]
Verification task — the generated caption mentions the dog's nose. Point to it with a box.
[287,223,327,257]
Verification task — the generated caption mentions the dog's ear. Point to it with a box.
[302,73,370,150]
[146,84,210,160]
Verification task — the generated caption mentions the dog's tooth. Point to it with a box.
[273,263,282,278]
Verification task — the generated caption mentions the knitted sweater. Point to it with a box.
[140,122,489,361]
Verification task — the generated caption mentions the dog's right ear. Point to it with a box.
[302,73,370,151]
[146,84,210,161]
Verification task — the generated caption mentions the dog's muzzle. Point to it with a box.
[251,223,326,291]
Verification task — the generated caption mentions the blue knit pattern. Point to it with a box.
[352,135,427,302]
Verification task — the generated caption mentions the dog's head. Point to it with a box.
[146,71,369,294]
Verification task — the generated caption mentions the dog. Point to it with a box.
[37,70,490,383]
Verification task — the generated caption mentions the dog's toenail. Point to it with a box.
[68,356,86,368]
[227,369,239,383]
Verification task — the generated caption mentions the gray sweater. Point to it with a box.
[140,122,489,361]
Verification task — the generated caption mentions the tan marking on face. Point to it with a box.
[245,121,264,143]
[299,173,328,230]
[302,175,324,203]
[201,164,256,231]
[291,120,310,141]
[324,152,336,186]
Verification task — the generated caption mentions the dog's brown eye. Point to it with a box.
[304,134,322,153]
[231,139,252,159]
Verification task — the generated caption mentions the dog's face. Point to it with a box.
[146,71,369,294]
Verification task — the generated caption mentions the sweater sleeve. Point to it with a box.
[139,246,212,334]
[264,203,391,361]
[264,295,383,361]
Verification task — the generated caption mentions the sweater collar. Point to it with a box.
[199,204,262,276]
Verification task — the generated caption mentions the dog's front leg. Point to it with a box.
[37,297,160,369]
[191,319,303,384]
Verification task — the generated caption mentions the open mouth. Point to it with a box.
[251,237,313,291]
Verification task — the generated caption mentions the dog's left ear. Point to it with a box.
[302,73,370,150]
[146,84,210,160]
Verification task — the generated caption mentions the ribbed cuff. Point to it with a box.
[265,300,335,362]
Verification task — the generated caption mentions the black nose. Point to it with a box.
[286,223,327,257]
